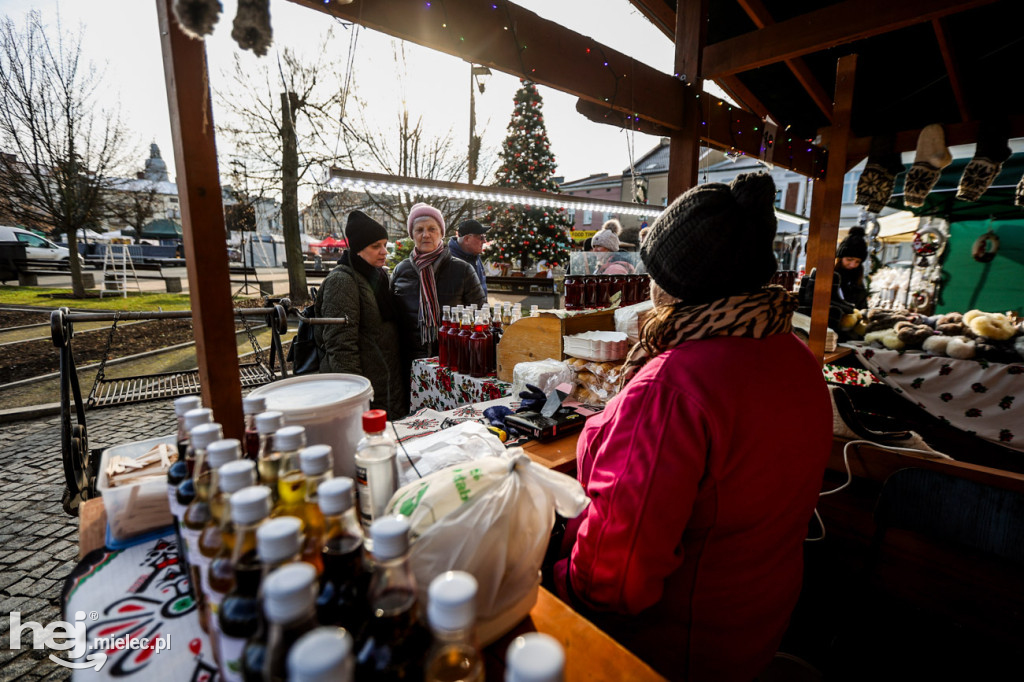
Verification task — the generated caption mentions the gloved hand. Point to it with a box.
[517,384,547,413]
[482,405,513,429]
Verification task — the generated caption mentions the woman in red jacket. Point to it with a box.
[555,173,833,681]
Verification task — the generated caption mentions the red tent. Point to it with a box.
[318,236,348,248]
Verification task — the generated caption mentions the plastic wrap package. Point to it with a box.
[614,300,654,342]
[565,357,624,405]
[385,448,590,644]
[510,358,575,398]
[395,421,505,486]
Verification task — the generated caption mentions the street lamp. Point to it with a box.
[468,65,491,186]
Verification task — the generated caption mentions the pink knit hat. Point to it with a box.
[406,203,445,238]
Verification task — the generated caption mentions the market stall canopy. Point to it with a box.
[889,152,1024,222]
[72,228,112,242]
[317,236,348,248]
[140,218,183,239]
[838,211,921,243]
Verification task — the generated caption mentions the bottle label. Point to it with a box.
[192,554,213,600]
[180,527,201,567]
[354,463,374,530]
[217,635,246,682]
[167,490,183,520]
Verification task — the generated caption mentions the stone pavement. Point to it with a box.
[0,399,177,680]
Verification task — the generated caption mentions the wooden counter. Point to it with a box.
[522,431,580,474]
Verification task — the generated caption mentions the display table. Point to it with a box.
[849,342,1024,452]
[410,357,512,412]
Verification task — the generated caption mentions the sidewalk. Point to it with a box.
[0,399,177,680]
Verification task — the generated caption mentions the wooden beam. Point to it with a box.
[157,0,243,438]
[931,18,971,123]
[703,0,998,77]
[808,55,857,364]
[669,0,708,198]
[715,75,773,122]
[625,0,676,41]
[847,115,1024,159]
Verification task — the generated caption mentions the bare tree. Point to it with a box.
[106,178,161,244]
[0,12,127,296]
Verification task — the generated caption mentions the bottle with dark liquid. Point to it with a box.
[262,562,319,682]
[169,397,203,586]
[456,310,473,376]
[217,486,272,682]
[444,307,463,373]
[356,516,431,681]
[438,305,451,368]
[275,444,332,573]
[242,395,267,462]
[254,411,284,493]
[315,477,368,640]
[182,422,224,632]
[468,313,489,379]
[424,571,483,682]
[195,439,242,606]
[287,627,354,682]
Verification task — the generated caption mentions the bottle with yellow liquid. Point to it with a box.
[255,411,284,495]
[273,425,307,506]
[295,445,333,573]
[425,571,484,682]
[181,422,224,632]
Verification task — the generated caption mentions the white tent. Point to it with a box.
[73,227,112,242]
[838,211,921,243]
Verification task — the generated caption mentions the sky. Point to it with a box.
[0,0,682,202]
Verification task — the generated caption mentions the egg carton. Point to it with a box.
[563,330,630,362]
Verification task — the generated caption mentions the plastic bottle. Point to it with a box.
[456,309,473,376]
[425,571,483,682]
[262,562,319,682]
[217,486,272,682]
[355,516,431,681]
[287,627,354,682]
[255,411,284,492]
[272,425,307,506]
[445,309,464,373]
[469,312,489,379]
[315,477,369,640]
[174,396,203,462]
[530,304,539,318]
[502,302,512,327]
[182,422,224,632]
[510,303,522,325]
[293,444,333,573]
[242,395,267,461]
[353,410,398,544]
[169,397,203,583]
[195,438,242,602]
[438,306,452,368]
[505,633,565,682]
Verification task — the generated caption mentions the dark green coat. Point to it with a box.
[315,263,407,418]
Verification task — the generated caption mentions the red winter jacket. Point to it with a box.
[556,333,832,681]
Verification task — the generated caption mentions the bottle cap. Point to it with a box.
[243,395,267,416]
[428,571,478,631]
[505,633,565,682]
[287,627,354,682]
[230,486,272,525]
[263,562,317,624]
[174,396,202,417]
[317,477,354,516]
[255,411,284,435]
[362,409,387,434]
[183,407,213,432]
[190,423,223,451]
[206,438,241,470]
[274,425,306,452]
[219,460,257,494]
[299,445,333,476]
[257,516,303,565]
[442,305,451,312]
[370,516,409,561]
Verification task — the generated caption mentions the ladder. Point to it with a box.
[100,243,142,298]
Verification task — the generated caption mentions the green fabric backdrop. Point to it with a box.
[937,220,1024,315]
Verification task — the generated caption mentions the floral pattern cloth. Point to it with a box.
[392,395,521,445]
[410,357,512,413]
[823,363,882,387]
[850,341,1024,451]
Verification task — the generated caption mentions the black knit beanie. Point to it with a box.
[345,210,389,255]
[836,226,868,261]
[641,172,778,305]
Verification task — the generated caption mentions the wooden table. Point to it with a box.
[522,431,580,474]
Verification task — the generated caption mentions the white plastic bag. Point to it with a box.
[511,358,575,397]
[395,421,505,486]
[385,448,589,644]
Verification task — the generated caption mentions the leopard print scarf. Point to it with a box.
[620,286,798,387]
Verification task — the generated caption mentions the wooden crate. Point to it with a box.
[496,310,615,382]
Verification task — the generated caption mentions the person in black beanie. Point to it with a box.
[315,210,407,417]
[834,226,869,309]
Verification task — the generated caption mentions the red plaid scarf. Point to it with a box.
[412,244,446,345]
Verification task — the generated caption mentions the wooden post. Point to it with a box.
[668,0,708,200]
[808,54,857,364]
[157,0,243,437]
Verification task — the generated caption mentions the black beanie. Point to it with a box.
[641,172,778,305]
[836,226,868,261]
[345,210,388,255]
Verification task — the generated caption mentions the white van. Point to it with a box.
[0,225,81,265]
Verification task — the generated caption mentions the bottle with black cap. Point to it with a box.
[287,627,354,682]
[315,477,368,639]
[261,562,319,682]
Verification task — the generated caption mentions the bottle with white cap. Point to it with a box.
[505,632,565,682]
[218,486,273,682]
[315,477,368,638]
[287,627,354,682]
[261,562,319,682]
[355,516,431,679]
[511,303,522,325]
[174,396,203,461]
[193,439,241,604]
[425,571,483,682]
[530,304,540,318]
[255,411,284,493]
[294,444,333,572]
[272,425,307,506]
[168,397,203,584]
[182,422,224,633]
[242,395,267,461]
[352,411,398,543]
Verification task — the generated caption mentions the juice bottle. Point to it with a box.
[182,422,224,631]
[438,305,451,368]
[445,309,463,373]
[469,313,488,379]
[255,411,284,492]
[269,425,306,506]
[276,444,332,573]
[505,633,565,682]
[315,477,369,640]
[424,571,483,682]
[456,310,473,376]
[287,627,354,682]
[353,410,398,544]
[217,485,272,682]
[242,395,266,461]
[261,562,319,682]
[355,516,431,681]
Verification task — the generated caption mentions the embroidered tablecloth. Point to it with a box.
[410,357,512,412]
[849,342,1024,451]
[391,396,521,444]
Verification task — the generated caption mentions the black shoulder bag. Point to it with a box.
[286,286,324,375]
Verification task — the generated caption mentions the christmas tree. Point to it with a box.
[481,80,573,269]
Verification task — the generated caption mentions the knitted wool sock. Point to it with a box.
[904,124,952,208]
[856,134,904,214]
[957,119,1011,202]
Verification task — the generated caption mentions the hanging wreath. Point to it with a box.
[912,224,947,257]
[972,230,1000,263]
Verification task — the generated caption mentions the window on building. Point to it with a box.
[774,190,783,208]
[583,211,593,226]
[566,209,575,224]
[842,171,862,204]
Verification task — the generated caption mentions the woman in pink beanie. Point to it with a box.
[391,202,487,360]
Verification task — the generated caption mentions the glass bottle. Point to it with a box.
[217,486,272,682]
[182,422,224,632]
[501,302,512,327]
[583,275,597,309]
[353,410,398,545]
[530,304,539,318]
[196,438,242,605]
[272,425,307,507]
[255,411,284,493]
[424,571,483,682]
[445,308,464,373]
[563,274,582,310]
[597,275,611,308]
[174,396,202,462]
[242,395,267,461]
[490,304,504,349]
[456,310,473,376]
[169,397,203,584]
[290,444,333,573]
[355,517,431,681]
[510,304,522,324]
[287,627,354,682]
[262,562,319,682]
[480,307,495,375]
[315,478,369,640]
[438,306,452,368]
[469,313,488,379]
[505,633,565,682]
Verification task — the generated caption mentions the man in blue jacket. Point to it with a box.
[448,219,489,297]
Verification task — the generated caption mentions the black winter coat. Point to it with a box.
[391,249,487,359]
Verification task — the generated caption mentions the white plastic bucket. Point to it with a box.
[248,374,373,478]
